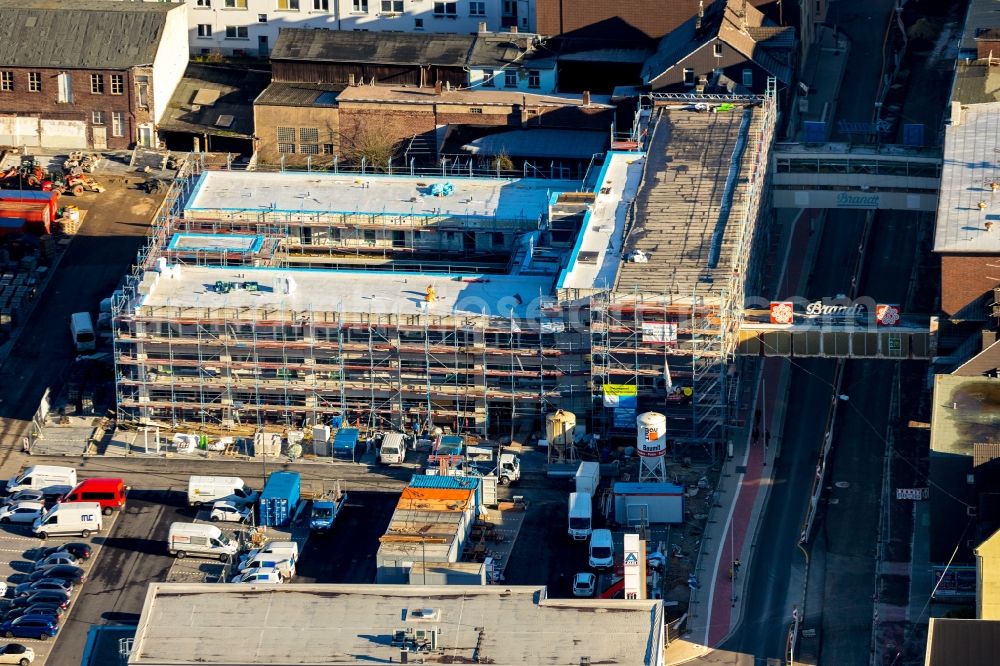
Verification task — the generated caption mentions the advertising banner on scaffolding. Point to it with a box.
[614,407,636,429]
[603,384,638,408]
[641,322,678,345]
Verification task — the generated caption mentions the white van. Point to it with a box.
[33,502,103,539]
[167,522,237,561]
[7,465,77,497]
[239,541,299,568]
[70,312,96,352]
[589,528,614,569]
[240,553,295,580]
[187,476,258,507]
[567,491,593,540]
[379,433,407,465]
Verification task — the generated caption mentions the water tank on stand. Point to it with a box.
[636,412,667,482]
[545,410,577,463]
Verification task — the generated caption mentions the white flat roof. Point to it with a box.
[558,152,645,290]
[129,583,663,666]
[138,264,556,318]
[936,102,1000,253]
[186,170,575,222]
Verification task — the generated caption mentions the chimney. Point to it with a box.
[510,25,517,33]
[478,21,487,33]
[987,221,995,232]
[582,90,591,106]
[695,1,704,32]
[434,80,443,95]
[951,100,962,126]
[348,72,355,86]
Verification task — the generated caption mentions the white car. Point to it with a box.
[0,583,7,599]
[230,567,282,584]
[210,501,252,523]
[33,553,77,571]
[0,503,44,525]
[0,643,33,665]
[572,572,596,597]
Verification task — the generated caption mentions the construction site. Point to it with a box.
[111,83,777,454]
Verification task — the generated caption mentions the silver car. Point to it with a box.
[0,503,44,525]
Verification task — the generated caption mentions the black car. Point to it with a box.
[28,565,84,584]
[36,543,91,562]
[11,591,69,610]
[3,603,63,623]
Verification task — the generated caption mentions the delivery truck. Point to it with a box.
[332,428,360,461]
[6,465,76,497]
[575,461,601,496]
[568,491,593,540]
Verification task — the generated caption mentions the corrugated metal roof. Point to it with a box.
[261,471,300,499]
[408,475,480,490]
[272,27,475,67]
[0,0,178,70]
[466,33,556,69]
[462,129,608,159]
[160,64,269,138]
[255,82,344,107]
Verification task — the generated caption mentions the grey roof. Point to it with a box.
[642,0,793,85]
[930,374,1000,457]
[0,0,179,69]
[952,61,1000,104]
[255,82,344,107]
[462,129,608,159]
[129,583,664,666]
[961,0,1000,54]
[272,28,475,67]
[926,618,1000,666]
[160,65,269,138]
[557,47,653,64]
[467,33,556,69]
[935,102,1000,253]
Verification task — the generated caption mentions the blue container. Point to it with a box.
[332,428,360,461]
[259,471,301,527]
[437,435,463,457]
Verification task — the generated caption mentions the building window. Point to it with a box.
[196,0,211,6]
[300,143,319,154]
[433,1,457,16]
[57,72,72,103]
[110,74,124,95]
[279,143,296,154]
[321,143,334,154]
[299,127,319,144]
[0,71,13,92]
[414,17,423,28]
[258,13,268,21]
[225,26,249,39]
[197,24,212,37]
[469,107,483,114]
[469,1,485,15]
[224,0,247,7]
[277,0,299,9]
[90,73,104,94]
[277,126,296,144]
[381,0,402,12]
[112,111,125,137]
[91,111,105,125]
[313,0,328,9]
[742,68,753,87]
[714,42,723,57]
[482,69,494,87]
[527,70,540,89]
[504,70,516,87]
[137,75,149,108]
[352,0,367,11]
[683,68,695,85]
[502,0,514,15]
[28,72,40,93]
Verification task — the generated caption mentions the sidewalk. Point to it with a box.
[794,25,851,140]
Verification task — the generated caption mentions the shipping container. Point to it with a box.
[575,461,601,496]
[0,190,59,220]
[436,435,464,457]
[332,428,360,461]
[259,471,301,527]
[0,201,52,234]
[612,481,684,524]
[409,474,481,512]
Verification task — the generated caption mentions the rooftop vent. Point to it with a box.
[409,607,440,621]
[215,114,235,128]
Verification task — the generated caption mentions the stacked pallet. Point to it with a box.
[0,272,27,330]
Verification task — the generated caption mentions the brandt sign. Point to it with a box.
[805,301,866,317]
[836,192,881,209]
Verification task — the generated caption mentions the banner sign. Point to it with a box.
[876,304,901,327]
[603,384,638,408]
[770,302,794,324]
[614,407,636,428]
[895,487,929,500]
[641,322,678,345]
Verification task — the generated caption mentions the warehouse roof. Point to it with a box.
[935,102,1000,253]
[466,32,556,69]
[255,82,344,107]
[926,618,1000,666]
[129,583,664,665]
[0,0,179,69]
[272,28,475,67]
[335,84,613,108]
[930,374,1000,457]
[160,64,269,138]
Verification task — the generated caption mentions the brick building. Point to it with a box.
[0,0,188,151]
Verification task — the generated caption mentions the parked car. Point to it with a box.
[572,572,596,597]
[1,491,44,507]
[230,567,283,584]
[0,583,7,599]
[0,616,57,641]
[14,580,72,598]
[28,565,84,584]
[0,642,33,664]
[11,591,69,610]
[2,605,63,624]
[33,553,76,570]
[210,501,252,523]
[36,543,91,562]
[0,503,44,525]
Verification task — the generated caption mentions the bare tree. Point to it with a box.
[339,113,403,171]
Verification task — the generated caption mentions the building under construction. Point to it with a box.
[113,84,777,450]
